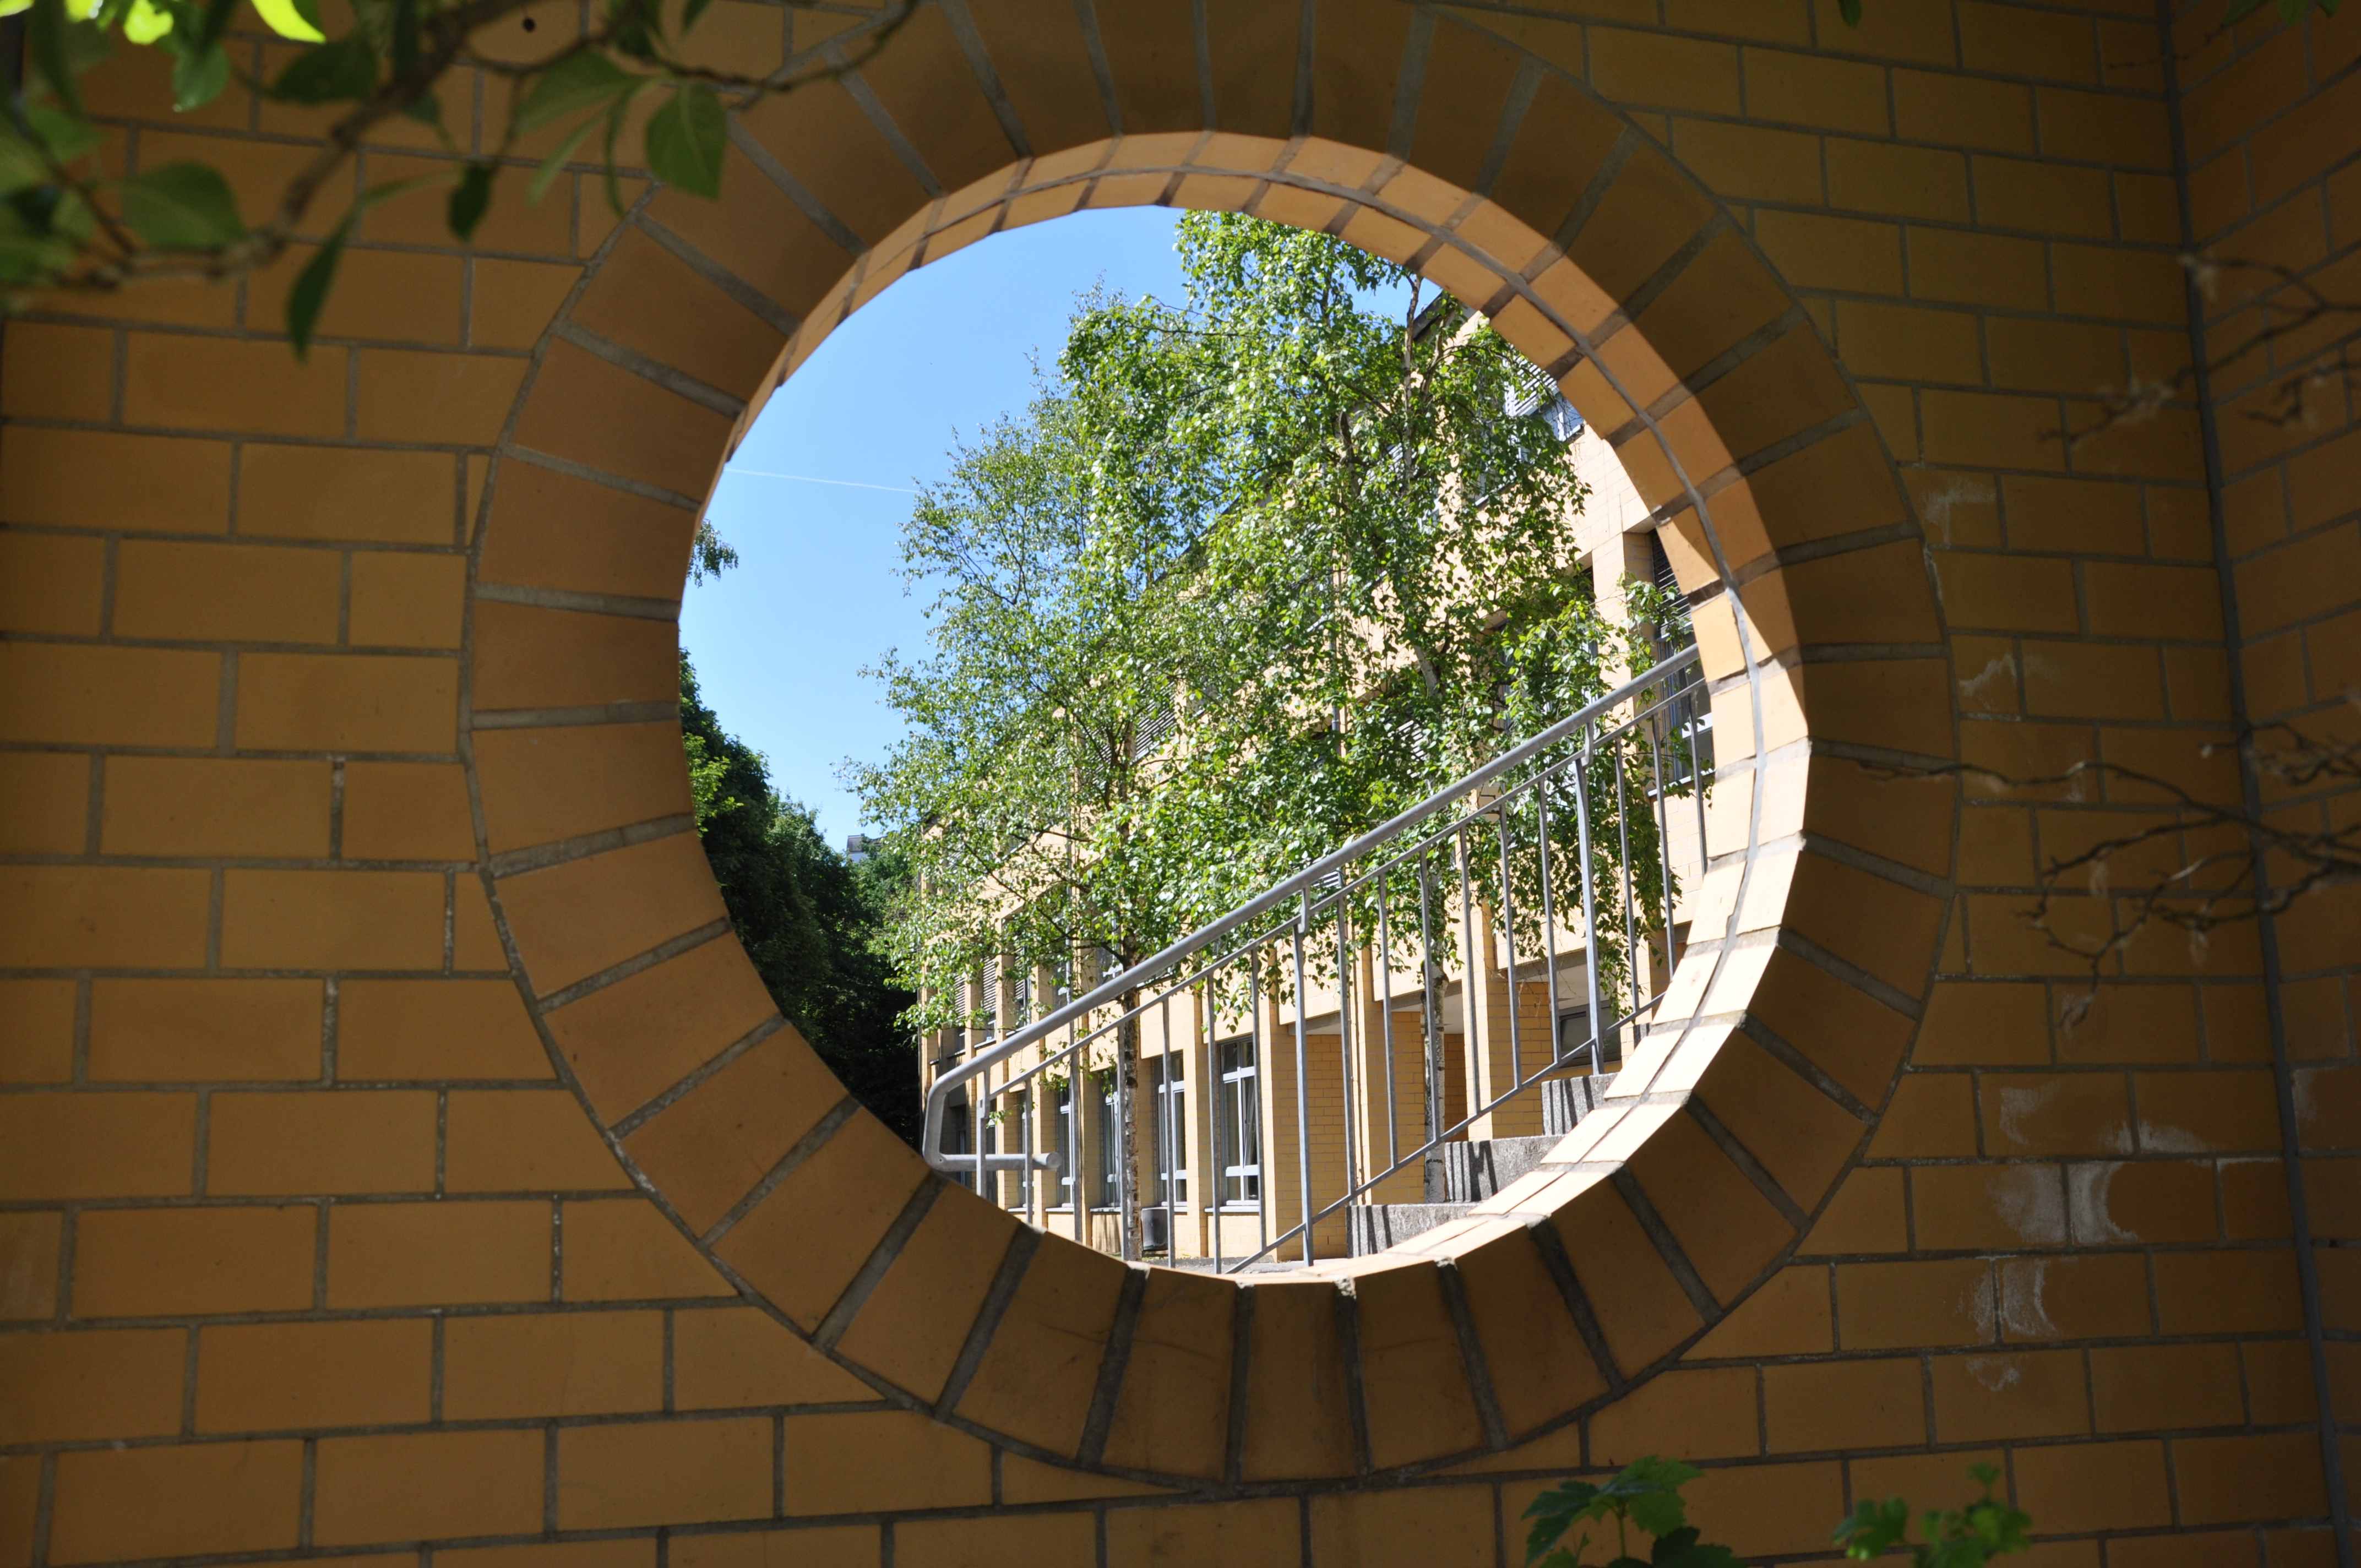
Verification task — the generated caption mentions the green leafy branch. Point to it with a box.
[1835,1464,2034,1567]
[1,0,910,352]
[1523,1458,1737,1568]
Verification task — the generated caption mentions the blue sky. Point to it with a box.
[681,208,1194,850]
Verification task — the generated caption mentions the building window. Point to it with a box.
[1151,1052,1188,1207]
[1094,1070,1120,1210]
[1217,1037,1260,1208]
[1049,1082,1074,1211]
[942,1094,972,1191]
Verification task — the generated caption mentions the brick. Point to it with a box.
[570,230,786,399]
[508,341,731,498]
[1754,209,1905,295]
[447,1090,634,1193]
[1354,1262,1487,1469]
[1914,1163,2069,1249]
[1894,69,2033,153]
[0,531,104,635]
[0,643,219,748]
[235,652,458,753]
[0,1327,185,1443]
[624,1027,847,1231]
[50,1441,301,1562]
[1981,1072,2134,1156]
[354,348,531,447]
[2090,1341,2245,1431]
[560,1197,735,1301]
[1837,1259,1994,1350]
[238,444,459,545]
[2021,640,2167,720]
[444,1309,662,1418]
[0,1093,194,1200]
[0,427,229,534]
[470,258,584,351]
[781,1409,992,1515]
[558,1416,773,1528]
[2136,1069,2283,1152]
[1308,1485,1493,1568]
[2015,1438,2173,1533]
[124,334,349,437]
[672,1305,874,1408]
[1,865,211,971]
[1794,1171,1907,1256]
[2038,86,2170,170]
[195,1317,433,1432]
[0,753,85,858]
[101,756,330,859]
[1106,1499,1298,1568]
[1865,1073,1979,1157]
[1834,300,1981,383]
[1591,1365,1759,1464]
[0,978,75,1084]
[1,322,113,420]
[1764,1357,1923,1451]
[349,552,467,649]
[475,721,693,856]
[341,761,477,862]
[1591,28,1740,114]
[1744,46,1886,135]
[477,459,697,603]
[220,869,447,971]
[247,242,465,345]
[2156,1248,2306,1334]
[835,1182,1020,1406]
[336,979,552,1081]
[501,832,730,997]
[1930,1347,2088,1441]
[328,1200,551,1308]
[446,1543,660,1568]
[74,1204,315,1316]
[1691,1265,1831,1357]
[2004,475,2147,555]
[0,1211,63,1319]
[314,1428,547,1545]
[1670,117,1822,204]
[2174,1431,2329,1525]
[112,540,341,644]
[472,600,679,712]
[1829,138,1970,222]
[206,1090,438,1195]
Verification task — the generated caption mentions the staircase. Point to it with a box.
[1345,1073,1618,1255]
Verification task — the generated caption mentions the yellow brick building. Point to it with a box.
[3,2,2358,1562]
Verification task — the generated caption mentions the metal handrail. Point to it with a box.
[921,644,1705,1177]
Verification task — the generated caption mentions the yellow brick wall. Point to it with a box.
[2,2,2357,1563]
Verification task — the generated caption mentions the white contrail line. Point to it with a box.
[722,467,917,494]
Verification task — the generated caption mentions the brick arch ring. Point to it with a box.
[461,8,1957,1487]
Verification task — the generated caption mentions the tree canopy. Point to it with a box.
[850,211,1659,1037]
[680,655,918,1145]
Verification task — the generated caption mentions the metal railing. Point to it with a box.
[922,644,1710,1272]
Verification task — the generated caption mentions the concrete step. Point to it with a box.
[1347,1202,1472,1255]
[1440,1135,1561,1202]
[1345,1074,1623,1255]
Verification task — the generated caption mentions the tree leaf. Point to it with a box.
[644,83,725,199]
[194,0,240,50]
[285,214,350,359]
[122,0,172,43]
[513,50,635,133]
[270,32,379,103]
[525,106,605,205]
[401,90,440,126]
[29,0,90,117]
[170,41,231,110]
[446,160,494,240]
[120,161,246,248]
[1838,0,1862,20]
[680,0,714,32]
[248,0,322,39]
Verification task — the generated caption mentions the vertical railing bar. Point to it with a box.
[1378,872,1398,1197]
[1292,894,1314,1266]
[1252,949,1267,1265]
[1336,884,1358,1211]
[1613,720,1641,1029]
[1575,724,1605,1074]
[1207,972,1225,1277]
[1417,851,1443,1203]
[1688,683,1710,884]
[1456,821,1478,1148]
[1649,715,1680,983]
[1116,997,1135,1263]
[1497,794,1523,1097]
[1536,780,1563,1069]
